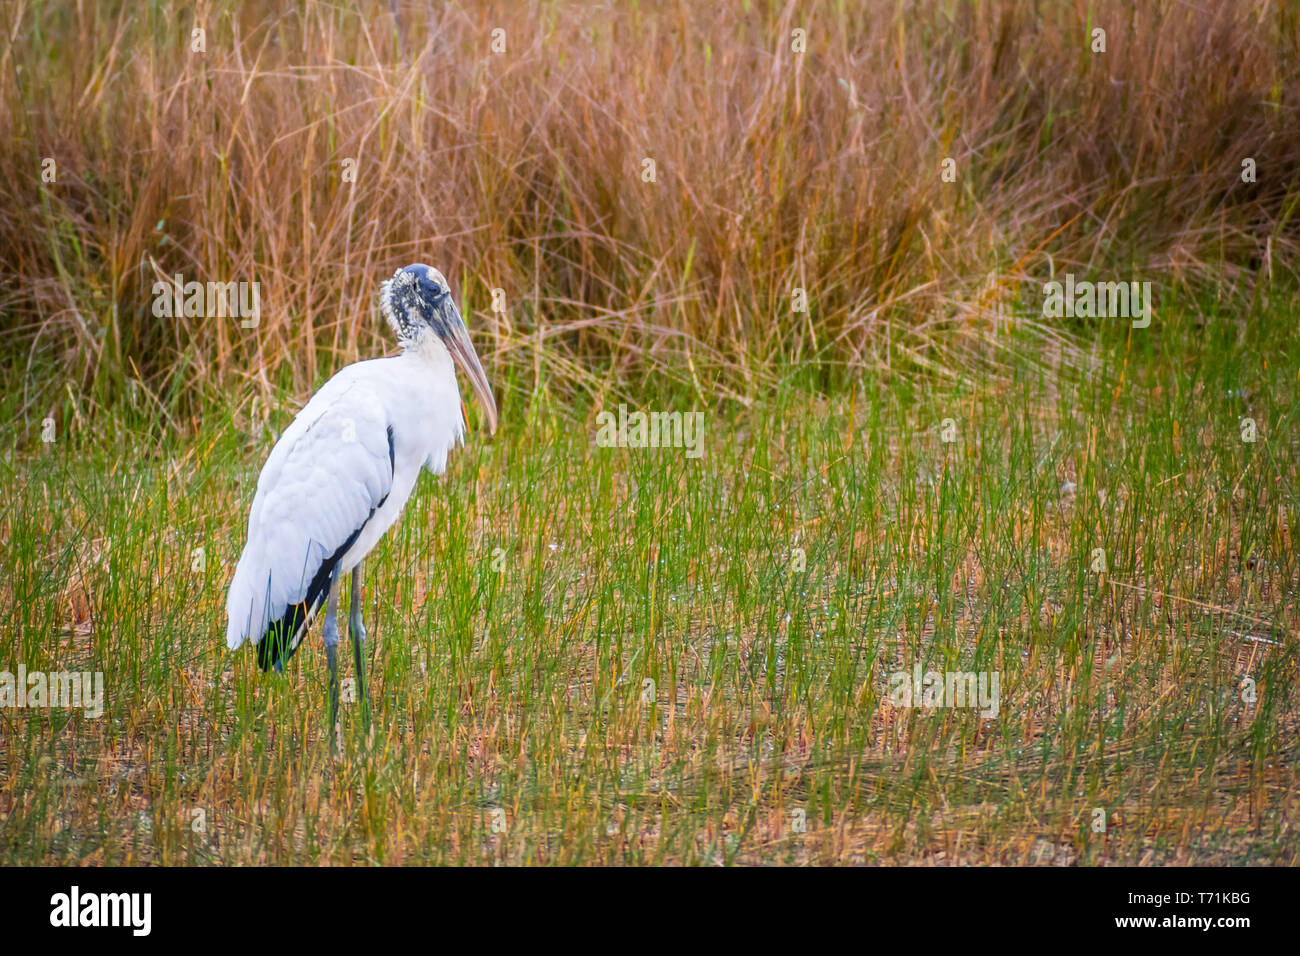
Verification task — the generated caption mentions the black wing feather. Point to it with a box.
[256,425,397,672]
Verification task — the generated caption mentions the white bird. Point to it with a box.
[225,264,497,733]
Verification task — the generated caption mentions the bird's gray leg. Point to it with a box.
[322,571,343,746]
[350,562,370,724]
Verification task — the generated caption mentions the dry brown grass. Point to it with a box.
[2,0,1299,421]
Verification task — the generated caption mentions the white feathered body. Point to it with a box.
[225,339,465,654]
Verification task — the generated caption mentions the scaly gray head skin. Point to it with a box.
[379,264,498,435]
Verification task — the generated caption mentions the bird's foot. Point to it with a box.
[330,721,344,761]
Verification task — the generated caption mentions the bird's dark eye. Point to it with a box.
[418,276,446,301]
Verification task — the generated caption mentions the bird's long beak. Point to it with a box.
[441,300,498,435]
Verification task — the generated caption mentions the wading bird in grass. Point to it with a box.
[225,264,497,738]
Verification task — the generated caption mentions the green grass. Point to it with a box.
[2,300,1297,865]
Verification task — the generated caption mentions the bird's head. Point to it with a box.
[380,264,498,435]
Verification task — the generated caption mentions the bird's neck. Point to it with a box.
[402,331,455,378]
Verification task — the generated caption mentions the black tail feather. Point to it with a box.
[256,601,311,672]
[254,525,366,673]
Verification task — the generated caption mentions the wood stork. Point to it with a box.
[225,264,497,736]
